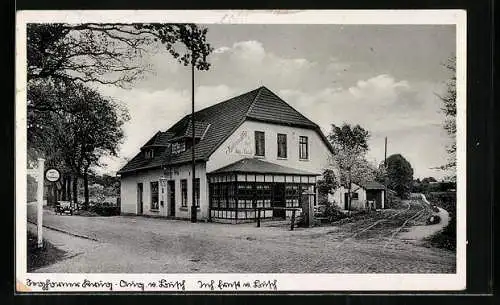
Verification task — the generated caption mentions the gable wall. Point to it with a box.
[206,120,332,174]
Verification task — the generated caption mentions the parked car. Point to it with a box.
[54,201,73,215]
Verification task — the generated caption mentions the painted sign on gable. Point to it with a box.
[225,130,253,156]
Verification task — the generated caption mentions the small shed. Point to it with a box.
[329,181,386,210]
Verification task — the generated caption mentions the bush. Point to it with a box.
[385,191,402,209]
[425,191,456,251]
[314,201,347,223]
[426,191,456,216]
[89,202,120,216]
[426,215,441,225]
[427,216,456,251]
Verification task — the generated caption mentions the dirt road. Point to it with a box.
[26,199,455,273]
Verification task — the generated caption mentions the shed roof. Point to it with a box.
[359,181,386,190]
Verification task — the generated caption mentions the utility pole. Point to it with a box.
[384,137,388,209]
[384,137,387,165]
[190,53,197,223]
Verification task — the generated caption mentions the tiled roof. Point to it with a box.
[209,158,318,176]
[246,87,317,128]
[143,131,174,147]
[181,120,211,139]
[118,86,333,175]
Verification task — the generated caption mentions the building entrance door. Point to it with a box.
[273,183,286,219]
[137,183,143,215]
[167,180,175,217]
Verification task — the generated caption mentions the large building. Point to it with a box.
[117,86,334,222]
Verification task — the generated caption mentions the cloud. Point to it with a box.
[203,40,335,90]
[213,46,230,54]
[279,74,444,133]
[348,74,410,102]
[278,74,450,178]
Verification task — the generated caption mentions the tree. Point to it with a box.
[386,154,414,199]
[28,81,129,207]
[27,23,213,88]
[327,123,370,212]
[421,177,437,184]
[26,23,213,206]
[317,169,338,196]
[436,56,456,181]
[65,84,129,208]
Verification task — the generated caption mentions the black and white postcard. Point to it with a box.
[15,10,467,292]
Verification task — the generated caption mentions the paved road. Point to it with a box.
[27,201,455,273]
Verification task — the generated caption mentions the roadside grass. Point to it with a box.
[27,231,67,272]
[424,216,456,251]
[73,209,101,217]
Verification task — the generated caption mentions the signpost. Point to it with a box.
[45,168,60,206]
[36,158,45,248]
[45,168,60,183]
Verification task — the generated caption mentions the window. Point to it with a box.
[150,181,159,210]
[181,179,188,207]
[145,149,154,159]
[285,184,302,208]
[351,192,359,200]
[237,183,254,209]
[210,184,219,208]
[210,183,236,210]
[299,136,309,159]
[277,134,287,158]
[255,183,272,208]
[255,131,265,156]
[194,178,200,207]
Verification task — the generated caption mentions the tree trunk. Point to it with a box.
[52,184,58,205]
[67,175,72,201]
[72,174,78,206]
[47,184,53,206]
[83,169,89,209]
[348,171,352,216]
[62,175,67,201]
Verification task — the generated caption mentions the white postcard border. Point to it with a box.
[15,9,467,292]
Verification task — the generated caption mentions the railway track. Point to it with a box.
[334,196,431,250]
[382,207,427,252]
[334,201,411,249]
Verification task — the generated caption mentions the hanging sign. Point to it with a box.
[45,168,61,182]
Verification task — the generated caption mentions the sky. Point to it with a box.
[96,24,456,180]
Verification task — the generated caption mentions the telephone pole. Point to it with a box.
[384,137,388,208]
[384,137,387,165]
